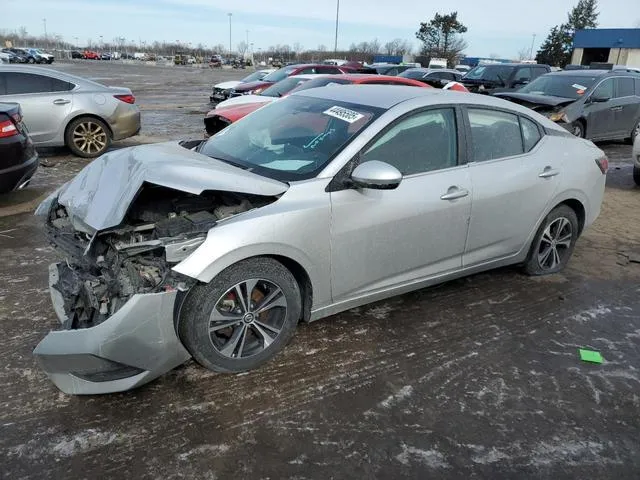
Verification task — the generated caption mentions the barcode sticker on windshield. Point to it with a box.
[572,83,588,90]
[323,106,364,124]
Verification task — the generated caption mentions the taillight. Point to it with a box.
[114,94,135,104]
[0,119,18,138]
[595,156,608,174]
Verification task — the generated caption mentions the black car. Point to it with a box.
[9,48,41,64]
[461,63,551,94]
[494,69,640,143]
[70,50,84,59]
[2,48,27,63]
[368,64,413,76]
[399,68,463,87]
[0,103,38,193]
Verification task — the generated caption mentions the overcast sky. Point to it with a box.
[3,0,638,57]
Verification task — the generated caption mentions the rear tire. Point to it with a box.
[179,258,302,373]
[65,116,111,158]
[634,165,640,187]
[524,205,579,276]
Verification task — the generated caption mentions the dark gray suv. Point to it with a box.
[494,69,640,143]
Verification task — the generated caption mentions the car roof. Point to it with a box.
[288,73,332,80]
[546,69,612,77]
[403,68,460,74]
[0,65,108,87]
[293,84,512,109]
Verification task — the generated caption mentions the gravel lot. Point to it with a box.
[1,61,640,479]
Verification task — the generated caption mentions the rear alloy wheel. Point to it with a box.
[571,121,585,138]
[27,57,35,64]
[179,258,302,373]
[525,205,579,275]
[65,117,111,158]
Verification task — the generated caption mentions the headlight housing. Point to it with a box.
[548,111,568,123]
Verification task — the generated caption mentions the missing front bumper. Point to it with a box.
[34,263,191,394]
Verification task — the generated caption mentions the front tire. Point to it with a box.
[524,205,579,276]
[65,117,111,158]
[633,165,640,186]
[179,258,302,373]
[27,57,35,64]
[570,121,585,138]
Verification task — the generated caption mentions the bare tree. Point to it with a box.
[237,41,248,57]
[317,44,327,52]
[517,47,531,61]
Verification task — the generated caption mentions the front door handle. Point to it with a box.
[610,106,623,112]
[539,166,560,178]
[53,99,71,105]
[440,186,469,200]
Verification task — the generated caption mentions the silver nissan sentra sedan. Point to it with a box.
[0,65,140,157]
[34,85,607,394]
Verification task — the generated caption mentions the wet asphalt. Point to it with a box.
[1,62,640,479]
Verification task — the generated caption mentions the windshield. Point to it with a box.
[289,77,352,93]
[198,96,382,181]
[464,65,513,84]
[262,66,297,83]
[260,77,311,97]
[518,74,599,99]
[399,70,427,80]
[241,71,268,83]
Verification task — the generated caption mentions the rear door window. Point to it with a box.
[616,77,635,98]
[636,78,640,96]
[0,73,6,95]
[467,109,524,162]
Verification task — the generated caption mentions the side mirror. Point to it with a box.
[351,160,402,190]
[589,95,610,103]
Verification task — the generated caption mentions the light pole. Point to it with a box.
[43,18,47,41]
[228,13,233,56]
[74,36,79,49]
[529,33,536,60]
[334,0,339,53]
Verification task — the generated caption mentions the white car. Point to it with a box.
[215,74,327,109]
[210,69,275,103]
[0,52,10,64]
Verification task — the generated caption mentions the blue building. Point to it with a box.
[572,28,640,67]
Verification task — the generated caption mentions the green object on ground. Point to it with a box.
[579,349,603,364]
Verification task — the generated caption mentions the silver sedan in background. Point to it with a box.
[34,86,606,394]
[0,65,140,157]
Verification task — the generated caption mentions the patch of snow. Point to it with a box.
[396,444,448,468]
[380,385,413,408]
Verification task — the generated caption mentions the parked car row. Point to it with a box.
[1,48,54,64]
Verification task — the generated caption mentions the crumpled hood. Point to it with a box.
[215,94,275,110]
[233,80,273,93]
[214,80,241,90]
[493,92,576,108]
[54,142,288,232]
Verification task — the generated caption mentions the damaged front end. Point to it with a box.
[35,182,277,394]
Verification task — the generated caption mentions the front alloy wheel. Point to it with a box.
[179,257,302,373]
[209,279,288,359]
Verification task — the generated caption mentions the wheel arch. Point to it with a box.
[559,198,586,235]
[174,244,322,322]
[64,113,114,142]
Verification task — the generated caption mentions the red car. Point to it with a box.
[204,74,430,136]
[83,50,100,60]
[229,64,355,97]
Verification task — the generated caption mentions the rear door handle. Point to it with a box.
[539,166,560,178]
[53,99,71,105]
[440,186,469,200]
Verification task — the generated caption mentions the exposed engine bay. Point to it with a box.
[45,183,277,329]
